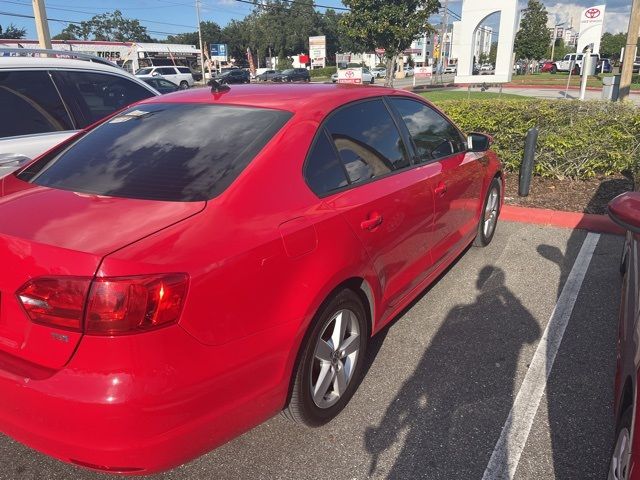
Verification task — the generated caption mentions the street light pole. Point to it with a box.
[32,0,52,49]
[620,0,640,101]
[195,0,206,83]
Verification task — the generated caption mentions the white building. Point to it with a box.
[474,26,493,61]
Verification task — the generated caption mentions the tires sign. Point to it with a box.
[337,68,362,84]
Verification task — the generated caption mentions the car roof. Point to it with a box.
[137,83,419,116]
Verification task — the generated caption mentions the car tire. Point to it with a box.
[283,289,368,427]
[179,81,189,90]
[551,65,557,74]
[370,77,375,85]
[609,405,633,480]
[474,177,501,247]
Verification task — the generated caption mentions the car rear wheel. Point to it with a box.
[609,406,633,480]
[179,81,189,89]
[370,77,375,85]
[474,177,501,247]
[551,65,557,74]
[283,289,367,426]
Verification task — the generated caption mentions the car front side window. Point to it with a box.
[389,98,467,163]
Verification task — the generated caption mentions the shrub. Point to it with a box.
[276,56,293,70]
[310,66,337,78]
[435,99,640,179]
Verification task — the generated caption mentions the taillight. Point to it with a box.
[17,274,188,335]
[17,277,91,331]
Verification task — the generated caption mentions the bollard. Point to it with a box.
[518,127,538,197]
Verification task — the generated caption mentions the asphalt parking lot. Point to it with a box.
[0,220,622,479]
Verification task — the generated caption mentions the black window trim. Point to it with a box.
[302,96,417,199]
[386,94,470,165]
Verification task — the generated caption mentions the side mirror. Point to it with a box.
[608,192,640,234]
[467,133,493,152]
[152,71,160,77]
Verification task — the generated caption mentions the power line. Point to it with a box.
[0,0,196,29]
[234,0,349,12]
[0,10,183,36]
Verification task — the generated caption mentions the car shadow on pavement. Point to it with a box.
[363,266,540,479]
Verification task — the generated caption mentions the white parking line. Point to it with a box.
[482,232,601,480]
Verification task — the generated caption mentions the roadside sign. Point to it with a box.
[210,43,227,61]
[309,35,326,68]
[337,68,362,84]
[414,66,433,79]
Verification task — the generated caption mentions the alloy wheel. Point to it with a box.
[309,309,361,409]
[483,187,499,238]
[610,427,632,480]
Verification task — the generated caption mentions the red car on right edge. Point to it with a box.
[608,191,640,480]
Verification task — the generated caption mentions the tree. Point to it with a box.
[489,42,498,65]
[0,23,27,39]
[53,31,77,41]
[600,32,629,61]
[340,0,440,85]
[514,0,549,61]
[547,37,571,61]
[57,10,151,42]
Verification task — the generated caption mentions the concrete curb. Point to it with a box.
[501,205,625,235]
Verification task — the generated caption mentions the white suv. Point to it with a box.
[0,49,159,165]
[135,66,194,89]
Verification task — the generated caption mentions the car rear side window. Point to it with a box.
[178,67,191,74]
[18,103,292,202]
[52,71,154,127]
[389,98,466,162]
[304,129,349,196]
[0,70,73,138]
[325,99,410,184]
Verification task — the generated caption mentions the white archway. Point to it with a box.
[451,0,519,83]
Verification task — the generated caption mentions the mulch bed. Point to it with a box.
[504,173,635,215]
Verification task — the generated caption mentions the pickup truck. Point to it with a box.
[551,53,599,75]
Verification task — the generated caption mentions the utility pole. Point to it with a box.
[438,0,449,74]
[195,0,206,84]
[32,0,52,49]
[620,0,640,101]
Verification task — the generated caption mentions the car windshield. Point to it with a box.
[17,103,292,202]
[136,68,153,75]
[282,69,295,75]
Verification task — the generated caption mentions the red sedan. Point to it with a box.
[0,84,503,473]
[608,191,640,480]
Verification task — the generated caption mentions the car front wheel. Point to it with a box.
[283,289,368,426]
[179,81,189,89]
[609,406,633,480]
[474,177,501,247]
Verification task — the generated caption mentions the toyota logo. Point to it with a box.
[585,8,601,19]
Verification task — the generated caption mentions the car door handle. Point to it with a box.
[360,213,383,231]
[434,181,447,197]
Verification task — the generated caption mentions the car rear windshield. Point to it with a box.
[17,103,292,202]
[136,68,153,75]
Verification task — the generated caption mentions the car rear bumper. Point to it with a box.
[0,323,293,474]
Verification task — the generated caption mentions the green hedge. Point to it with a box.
[436,99,640,179]
[310,66,337,78]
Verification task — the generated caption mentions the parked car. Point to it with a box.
[620,57,640,74]
[331,67,375,84]
[371,66,386,78]
[0,83,503,473]
[551,53,599,75]
[403,66,414,77]
[443,65,457,74]
[271,68,310,82]
[597,58,613,74]
[142,77,180,94]
[607,191,640,480]
[135,66,195,89]
[256,69,281,82]
[540,61,555,73]
[215,69,251,84]
[0,49,158,163]
[480,64,493,72]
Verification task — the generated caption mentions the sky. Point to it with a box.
[0,0,633,41]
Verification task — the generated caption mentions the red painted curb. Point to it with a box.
[501,205,626,235]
